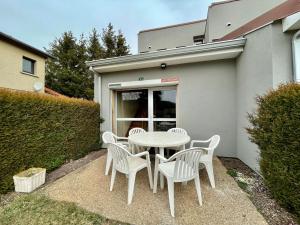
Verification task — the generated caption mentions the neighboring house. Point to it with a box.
[0,32,51,93]
[87,0,300,171]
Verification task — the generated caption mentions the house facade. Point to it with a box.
[87,0,300,171]
[0,32,51,93]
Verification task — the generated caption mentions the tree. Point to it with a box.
[102,23,117,58]
[102,23,130,58]
[45,24,130,100]
[45,31,92,99]
[87,28,104,60]
[116,30,130,56]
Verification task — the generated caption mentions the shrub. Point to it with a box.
[0,88,102,193]
[247,83,300,218]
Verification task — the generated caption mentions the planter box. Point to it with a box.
[13,168,46,193]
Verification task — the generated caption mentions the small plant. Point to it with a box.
[237,180,248,191]
[227,169,238,178]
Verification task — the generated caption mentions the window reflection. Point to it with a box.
[153,90,176,118]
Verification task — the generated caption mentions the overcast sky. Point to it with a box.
[0,0,212,54]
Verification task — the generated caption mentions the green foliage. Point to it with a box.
[247,83,300,218]
[46,24,130,100]
[227,169,238,178]
[0,89,101,193]
[102,23,130,58]
[237,180,248,191]
[0,194,129,225]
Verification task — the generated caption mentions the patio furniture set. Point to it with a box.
[102,128,220,217]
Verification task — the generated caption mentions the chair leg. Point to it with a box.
[194,174,203,206]
[147,162,153,189]
[128,172,137,205]
[110,167,116,191]
[105,151,112,175]
[204,161,215,188]
[153,164,159,193]
[167,178,175,217]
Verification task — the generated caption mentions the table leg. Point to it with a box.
[159,147,164,189]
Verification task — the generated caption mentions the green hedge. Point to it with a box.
[247,83,300,219]
[0,89,101,193]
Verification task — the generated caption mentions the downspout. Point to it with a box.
[89,66,102,104]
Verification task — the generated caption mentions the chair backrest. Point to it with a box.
[108,143,131,174]
[169,148,204,181]
[102,131,116,144]
[129,127,146,136]
[167,128,188,135]
[208,135,220,157]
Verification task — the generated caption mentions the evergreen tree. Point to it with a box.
[102,23,117,58]
[46,31,92,99]
[116,30,130,56]
[45,24,130,100]
[87,28,103,60]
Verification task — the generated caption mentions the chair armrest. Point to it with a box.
[132,151,149,158]
[116,136,128,141]
[155,154,168,162]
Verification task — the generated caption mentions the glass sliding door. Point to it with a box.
[151,88,177,131]
[114,86,177,136]
[115,89,148,137]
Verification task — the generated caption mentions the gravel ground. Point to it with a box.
[219,157,299,225]
[44,155,268,225]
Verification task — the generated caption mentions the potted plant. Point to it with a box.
[13,168,46,193]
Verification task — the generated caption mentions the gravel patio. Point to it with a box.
[44,153,267,225]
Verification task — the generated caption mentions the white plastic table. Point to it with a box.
[128,131,190,188]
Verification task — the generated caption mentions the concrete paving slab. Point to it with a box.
[44,155,267,225]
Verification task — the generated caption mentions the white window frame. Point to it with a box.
[113,86,177,135]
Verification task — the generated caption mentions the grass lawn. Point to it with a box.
[0,194,129,225]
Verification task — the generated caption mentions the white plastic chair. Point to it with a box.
[128,127,148,153]
[102,131,129,176]
[153,147,204,217]
[167,128,188,156]
[109,143,153,205]
[190,135,220,188]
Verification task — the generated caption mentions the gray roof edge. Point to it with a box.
[86,38,246,68]
[138,19,207,34]
[0,32,53,59]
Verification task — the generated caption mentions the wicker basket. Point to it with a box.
[13,168,46,193]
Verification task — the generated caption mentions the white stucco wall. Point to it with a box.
[100,60,237,157]
[236,22,294,172]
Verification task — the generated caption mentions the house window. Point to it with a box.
[193,35,204,44]
[293,30,300,82]
[22,57,35,74]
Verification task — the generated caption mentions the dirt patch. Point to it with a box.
[219,157,299,225]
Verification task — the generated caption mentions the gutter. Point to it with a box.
[87,38,246,68]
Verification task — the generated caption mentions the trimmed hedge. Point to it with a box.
[247,83,300,219]
[0,89,101,193]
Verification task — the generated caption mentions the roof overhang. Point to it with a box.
[87,38,246,74]
[0,32,53,59]
[283,12,300,32]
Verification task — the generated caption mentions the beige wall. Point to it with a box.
[138,20,206,53]
[205,0,286,42]
[0,39,46,92]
